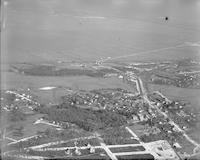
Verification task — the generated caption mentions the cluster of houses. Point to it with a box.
[64,142,96,156]
[1,90,39,115]
[149,70,200,89]
[148,92,197,130]
[34,117,74,129]
[62,88,140,111]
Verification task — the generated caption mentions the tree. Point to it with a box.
[9,108,26,122]
[5,93,16,106]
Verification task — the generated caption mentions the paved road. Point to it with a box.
[179,71,200,74]
[114,151,151,156]
[100,142,118,160]
[30,135,96,150]
[6,90,39,105]
[34,119,62,128]
[125,127,140,141]
[94,132,118,160]
[8,135,39,145]
[137,76,200,148]
[35,145,103,151]
[5,73,191,160]
[125,126,159,159]
[5,137,17,142]
[153,91,171,103]
[99,44,186,63]
[3,150,47,160]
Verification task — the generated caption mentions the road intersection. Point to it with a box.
[136,76,200,148]
[2,65,199,160]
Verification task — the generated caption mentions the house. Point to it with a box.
[173,142,182,149]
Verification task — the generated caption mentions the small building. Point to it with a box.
[65,149,72,156]
[173,142,182,149]
[75,147,81,155]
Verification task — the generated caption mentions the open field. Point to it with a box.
[117,154,154,160]
[44,153,110,160]
[128,124,146,138]
[2,72,136,104]
[2,72,134,91]
[110,146,145,153]
[6,114,49,140]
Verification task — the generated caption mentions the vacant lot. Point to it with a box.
[3,113,50,141]
[2,72,135,91]
[110,146,145,153]
[117,154,154,160]
[100,127,140,145]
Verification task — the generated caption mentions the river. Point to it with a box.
[1,0,200,64]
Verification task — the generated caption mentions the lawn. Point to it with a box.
[110,146,145,153]
[128,124,145,138]
[100,127,140,145]
[117,154,154,160]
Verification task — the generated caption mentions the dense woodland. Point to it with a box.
[37,104,126,132]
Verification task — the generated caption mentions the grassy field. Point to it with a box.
[117,154,154,160]
[2,72,135,91]
[110,146,145,153]
[44,153,110,160]
[3,113,51,140]
[2,71,136,104]
[128,124,146,138]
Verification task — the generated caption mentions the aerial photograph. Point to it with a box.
[1,0,200,159]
